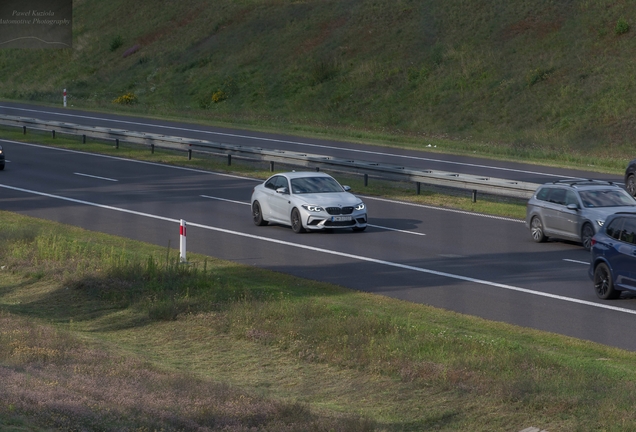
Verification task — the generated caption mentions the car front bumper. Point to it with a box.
[304,212,367,230]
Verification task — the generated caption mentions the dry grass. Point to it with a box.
[2,211,636,431]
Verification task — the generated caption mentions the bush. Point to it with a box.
[112,92,137,104]
[109,35,124,52]
[211,90,227,103]
[616,18,629,35]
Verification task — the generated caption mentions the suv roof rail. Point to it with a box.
[551,179,614,187]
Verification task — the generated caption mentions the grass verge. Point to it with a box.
[2,211,636,431]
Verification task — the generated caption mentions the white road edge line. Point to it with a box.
[74,172,118,182]
[200,195,426,235]
[0,105,578,179]
[2,182,635,316]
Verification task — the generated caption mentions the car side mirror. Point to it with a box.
[276,187,289,194]
[342,185,351,192]
[566,203,579,210]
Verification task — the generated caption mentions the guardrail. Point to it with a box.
[0,114,540,200]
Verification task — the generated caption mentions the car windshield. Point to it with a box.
[579,189,636,208]
[290,177,343,194]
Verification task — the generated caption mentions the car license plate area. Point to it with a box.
[331,216,352,222]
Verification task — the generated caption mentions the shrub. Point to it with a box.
[109,35,123,52]
[112,92,137,104]
[616,18,629,35]
[211,90,227,103]
[526,67,555,87]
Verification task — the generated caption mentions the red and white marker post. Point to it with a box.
[63,88,67,107]
[179,219,187,262]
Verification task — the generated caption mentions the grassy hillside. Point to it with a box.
[1,0,636,163]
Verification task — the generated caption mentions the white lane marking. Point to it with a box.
[200,195,247,206]
[2,182,636,316]
[0,105,578,179]
[367,224,426,236]
[564,259,589,265]
[201,194,426,235]
[74,172,118,182]
[363,195,525,223]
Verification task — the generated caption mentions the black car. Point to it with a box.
[0,145,4,170]
[589,212,636,299]
[625,158,636,197]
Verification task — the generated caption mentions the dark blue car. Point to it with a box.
[589,212,636,299]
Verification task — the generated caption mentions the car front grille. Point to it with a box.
[326,207,354,215]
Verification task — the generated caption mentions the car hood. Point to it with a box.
[293,192,361,207]
[583,206,636,221]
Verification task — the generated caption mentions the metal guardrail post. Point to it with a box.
[82,134,86,144]
[228,154,231,166]
[188,149,192,160]
[115,139,119,149]
[416,182,421,195]
[51,130,55,139]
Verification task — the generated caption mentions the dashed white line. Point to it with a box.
[563,259,589,265]
[2,182,636,317]
[200,195,247,206]
[74,172,118,182]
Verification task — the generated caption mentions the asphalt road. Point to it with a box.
[0,101,624,185]
[2,137,636,352]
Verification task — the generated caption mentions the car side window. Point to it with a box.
[536,187,550,201]
[264,177,279,190]
[620,219,636,245]
[565,190,579,206]
[548,188,567,206]
[605,218,623,240]
[276,177,289,191]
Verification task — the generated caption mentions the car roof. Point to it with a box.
[274,171,334,180]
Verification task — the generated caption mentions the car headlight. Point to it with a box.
[302,204,324,212]
[354,202,365,211]
[596,219,604,227]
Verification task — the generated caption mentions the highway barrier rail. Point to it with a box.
[0,114,540,200]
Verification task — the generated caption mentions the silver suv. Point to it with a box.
[526,179,636,250]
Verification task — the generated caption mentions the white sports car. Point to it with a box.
[250,171,367,233]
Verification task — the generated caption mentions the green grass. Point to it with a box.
[2,210,636,431]
[0,0,635,171]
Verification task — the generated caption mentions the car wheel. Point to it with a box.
[530,216,547,243]
[627,174,636,197]
[581,223,594,250]
[352,226,366,232]
[594,262,620,300]
[0,163,4,171]
[252,201,268,226]
[291,208,305,233]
